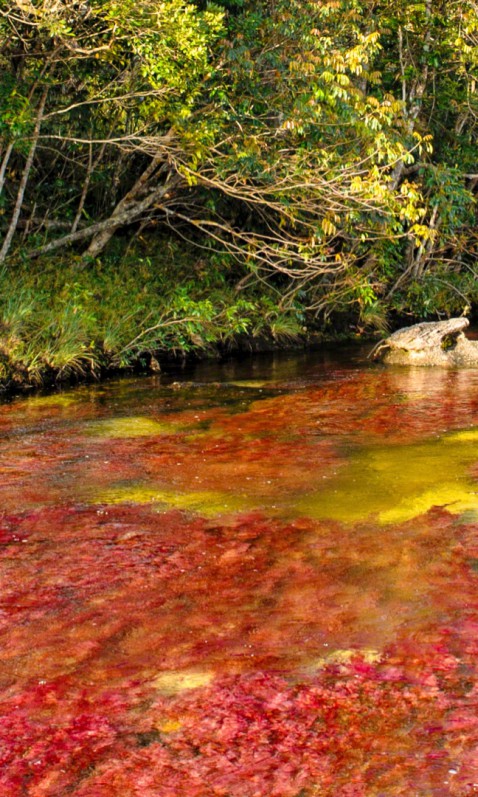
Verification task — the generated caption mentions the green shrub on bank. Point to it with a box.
[0,246,306,388]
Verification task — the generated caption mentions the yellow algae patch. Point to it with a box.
[25,392,80,409]
[150,490,249,516]
[304,649,382,673]
[86,416,180,438]
[445,428,478,444]
[379,482,478,524]
[153,670,213,695]
[156,718,183,734]
[329,648,382,665]
[296,430,478,525]
[226,380,271,389]
[94,485,250,516]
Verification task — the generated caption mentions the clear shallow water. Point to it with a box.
[3,348,478,794]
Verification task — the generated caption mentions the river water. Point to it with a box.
[2,347,478,795]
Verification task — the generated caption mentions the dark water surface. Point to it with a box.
[3,347,478,795]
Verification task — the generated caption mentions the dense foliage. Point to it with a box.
[0,0,477,374]
[0,249,306,385]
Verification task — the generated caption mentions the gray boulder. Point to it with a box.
[371,318,478,366]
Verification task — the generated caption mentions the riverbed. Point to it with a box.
[2,347,478,795]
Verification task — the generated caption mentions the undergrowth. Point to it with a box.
[0,243,306,388]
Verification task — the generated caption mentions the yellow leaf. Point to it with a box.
[321,218,337,236]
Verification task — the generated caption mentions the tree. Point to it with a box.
[0,0,224,260]
[369,0,478,314]
[0,0,477,326]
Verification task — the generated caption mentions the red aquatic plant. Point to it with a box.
[1,502,478,794]
[53,659,457,797]
[2,366,478,794]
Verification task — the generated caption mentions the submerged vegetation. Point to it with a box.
[0,0,477,383]
[3,365,478,793]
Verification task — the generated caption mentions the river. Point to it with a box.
[2,347,478,795]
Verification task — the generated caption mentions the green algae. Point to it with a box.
[86,416,181,438]
[24,392,81,409]
[94,485,250,516]
[296,428,478,525]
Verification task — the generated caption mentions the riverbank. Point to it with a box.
[7,247,478,393]
[0,250,333,392]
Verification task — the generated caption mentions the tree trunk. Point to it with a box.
[84,156,168,259]
[0,88,48,264]
[0,142,14,198]
[27,181,176,259]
